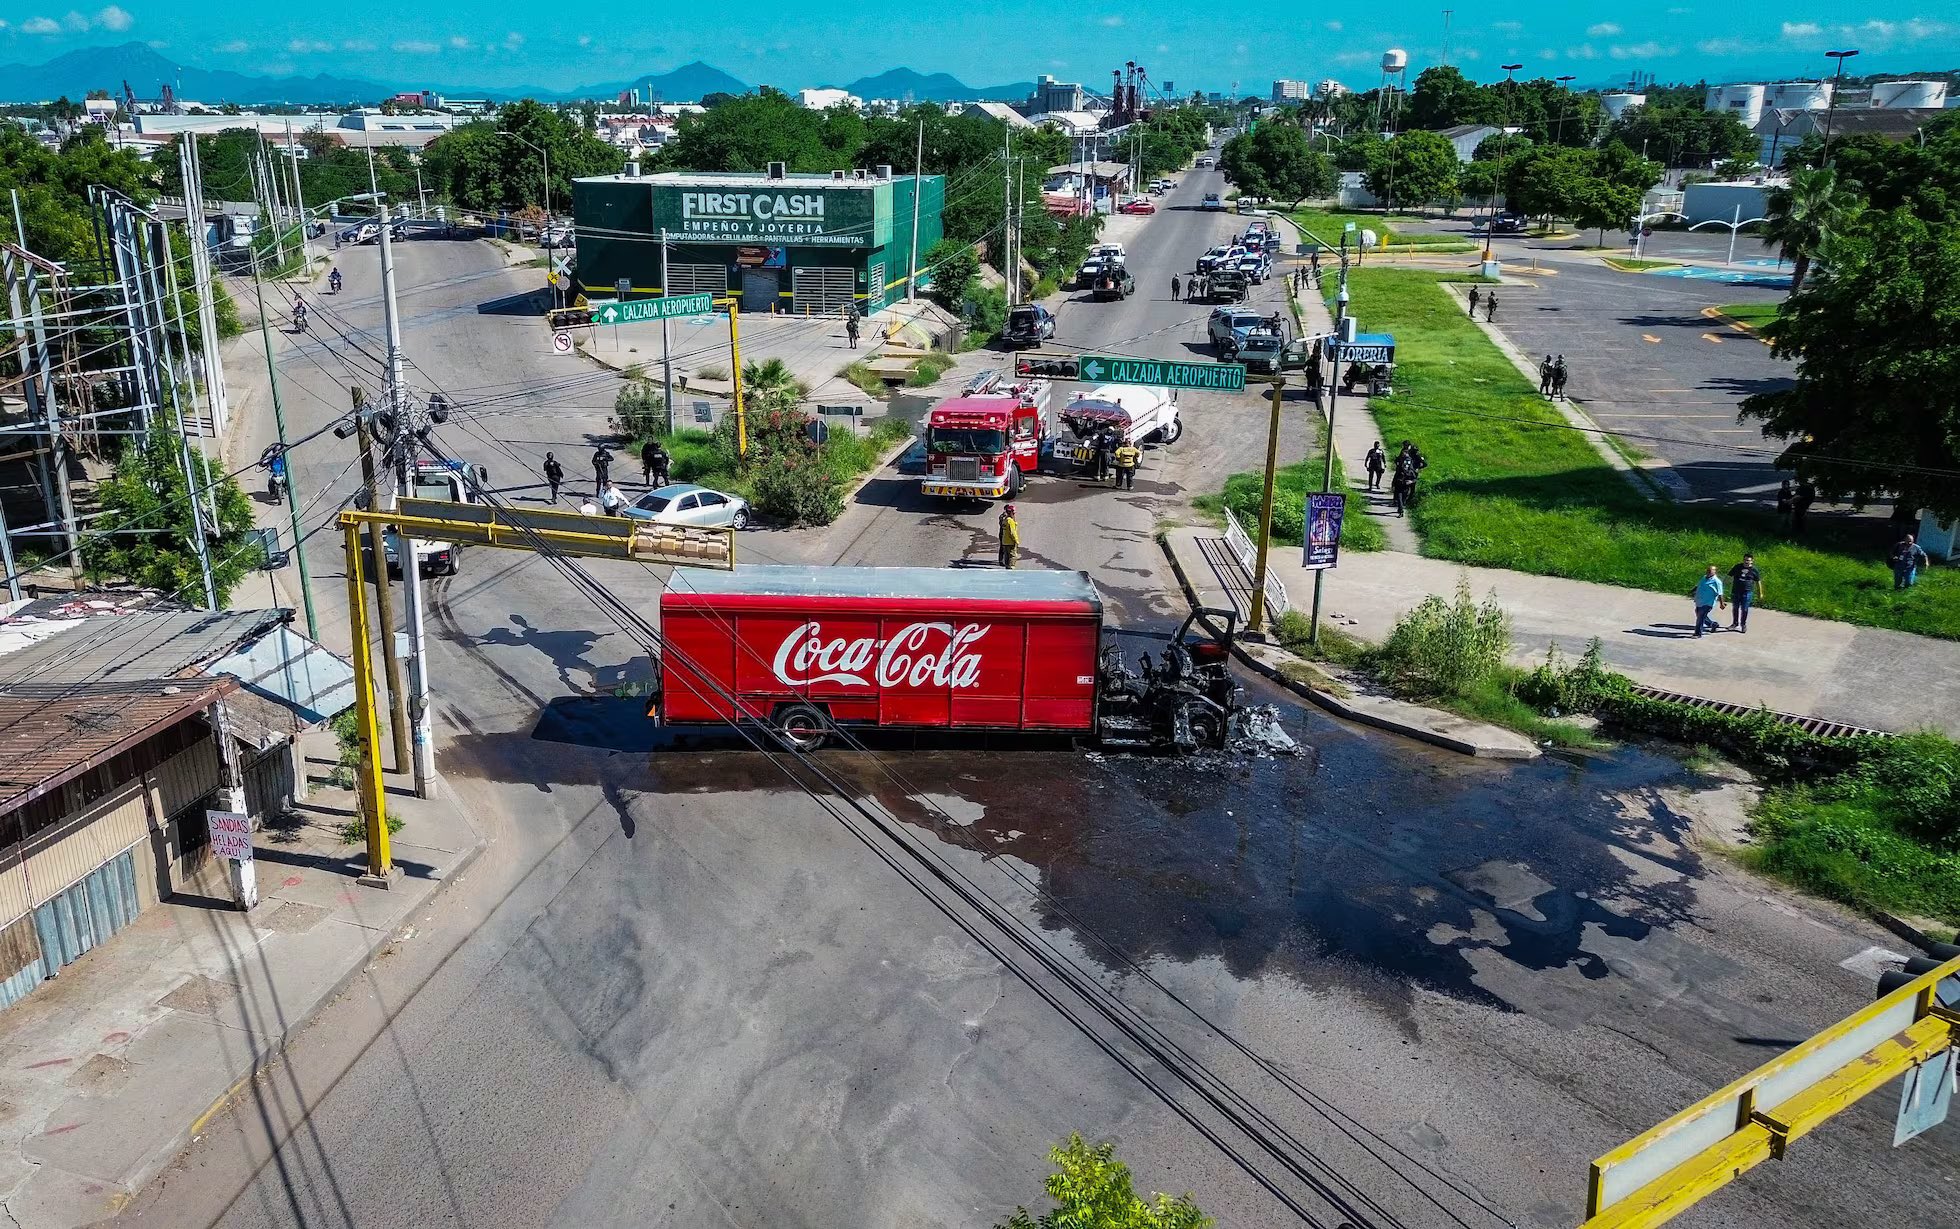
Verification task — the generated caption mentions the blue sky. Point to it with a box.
[2,3,1956,93]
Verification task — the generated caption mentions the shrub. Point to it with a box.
[750,452,843,525]
[906,353,956,387]
[1512,638,1629,714]
[1377,578,1511,698]
[612,377,666,442]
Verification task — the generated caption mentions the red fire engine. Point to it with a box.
[654,566,1242,753]
[919,374,1051,501]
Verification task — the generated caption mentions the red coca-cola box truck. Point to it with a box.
[655,566,1104,749]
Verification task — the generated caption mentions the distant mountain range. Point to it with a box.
[579,60,751,104]
[0,42,1037,108]
[832,68,1035,103]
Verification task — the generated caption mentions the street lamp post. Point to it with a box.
[1554,75,1576,145]
[1689,203,1769,266]
[1821,49,1859,166]
[1485,63,1523,260]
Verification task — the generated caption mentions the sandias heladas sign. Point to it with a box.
[652,185,878,247]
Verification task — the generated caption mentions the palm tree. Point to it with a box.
[1761,167,1858,295]
[740,357,806,415]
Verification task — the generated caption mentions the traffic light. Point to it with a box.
[1878,943,1960,998]
[1014,354,1082,380]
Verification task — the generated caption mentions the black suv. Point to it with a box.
[1091,266,1136,301]
[1001,303,1057,348]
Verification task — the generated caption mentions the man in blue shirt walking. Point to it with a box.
[1692,566,1725,638]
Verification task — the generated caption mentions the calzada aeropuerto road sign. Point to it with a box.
[1079,354,1246,392]
[593,292,717,326]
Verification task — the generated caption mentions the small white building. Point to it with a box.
[960,102,1034,129]
[1599,92,1646,120]
[1437,123,1504,163]
[797,88,862,111]
[1315,79,1348,99]
[1273,79,1311,102]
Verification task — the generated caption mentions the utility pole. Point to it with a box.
[659,227,674,436]
[907,117,923,300]
[1246,376,1285,635]
[250,255,319,638]
[1003,129,1014,297]
[728,302,747,457]
[285,120,310,270]
[352,384,411,772]
[184,135,231,438]
[377,202,437,798]
[1310,247,1353,646]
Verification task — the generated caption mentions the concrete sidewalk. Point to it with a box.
[0,736,483,1228]
[1186,524,1960,736]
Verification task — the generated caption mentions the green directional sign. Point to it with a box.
[593,292,717,326]
[1078,353,1246,392]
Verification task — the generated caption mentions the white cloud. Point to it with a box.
[287,39,333,54]
[1493,20,1523,32]
[1564,43,1600,59]
[1781,21,1822,38]
[1324,20,1343,31]
[1460,47,1483,60]
[502,31,524,50]
[577,34,592,47]
[1697,37,1752,55]
[448,35,473,50]
[62,11,90,32]
[95,4,130,31]
[1538,47,1559,60]
[1099,15,1123,26]
[341,39,375,52]
[1609,41,1674,58]
[215,39,250,54]
[1332,49,1376,65]
[394,40,441,54]
[1156,42,1170,53]
[1587,22,1621,36]
[21,16,61,34]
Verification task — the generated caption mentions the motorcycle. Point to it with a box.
[260,445,288,502]
[290,307,308,334]
[327,271,342,294]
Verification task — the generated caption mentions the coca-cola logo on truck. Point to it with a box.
[771,621,990,689]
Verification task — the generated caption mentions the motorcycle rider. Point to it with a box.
[290,294,307,332]
[260,444,288,500]
[328,267,342,294]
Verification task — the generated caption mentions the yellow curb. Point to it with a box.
[1701,305,1774,346]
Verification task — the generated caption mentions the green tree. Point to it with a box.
[739,357,806,416]
[1762,167,1858,295]
[83,412,260,604]
[1741,207,1960,518]
[421,99,623,211]
[923,237,979,311]
[1365,130,1458,209]
[1221,124,1336,206]
[1605,103,1755,167]
[996,1134,1211,1229]
[1408,66,1484,131]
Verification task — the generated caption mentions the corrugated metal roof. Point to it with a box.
[0,607,286,688]
[666,566,1102,607]
[203,626,355,750]
[0,679,232,811]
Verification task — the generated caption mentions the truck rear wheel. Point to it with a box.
[1162,416,1183,445]
[775,704,830,752]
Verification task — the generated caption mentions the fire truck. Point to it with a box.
[654,566,1242,754]
[918,372,1052,501]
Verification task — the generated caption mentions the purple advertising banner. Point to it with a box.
[1302,492,1345,571]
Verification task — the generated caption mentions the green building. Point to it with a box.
[572,165,945,315]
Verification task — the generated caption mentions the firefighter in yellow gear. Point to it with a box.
[1112,442,1141,490]
[998,504,1020,568]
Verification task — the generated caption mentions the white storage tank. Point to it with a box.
[1706,83,1767,129]
[1381,49,1408,74]
[1766,81,1833,113]
[1870,80,1947,109]
[1600,92,1647,120]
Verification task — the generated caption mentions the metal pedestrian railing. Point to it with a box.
[1222,507,1288,618]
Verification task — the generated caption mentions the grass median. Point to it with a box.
[1194,418,1388,554]
[1288,208,1479,254]
[1344,267,1960,639]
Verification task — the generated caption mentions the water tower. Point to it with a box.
[1376,49,1410,133]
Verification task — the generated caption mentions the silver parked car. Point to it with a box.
[625,483,752,529]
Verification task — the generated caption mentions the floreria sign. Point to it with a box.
[653,184,873,247]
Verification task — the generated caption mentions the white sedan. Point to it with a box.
[625,483,752,529]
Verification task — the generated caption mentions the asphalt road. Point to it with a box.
[130,171,1960,1229]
